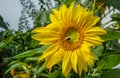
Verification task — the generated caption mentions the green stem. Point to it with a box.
[81,71,86,78]
[93,0,97,14]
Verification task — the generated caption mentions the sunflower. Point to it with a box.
[32,2,106,77]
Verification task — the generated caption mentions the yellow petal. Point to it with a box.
[47,48,64,68]
[68,1,75,22]
[85,27,106,36]
[32,23,61,34]
[77,51,86,72]
[85,36,104,46]
[71,50,78,73]
[59,4,68,24]
[50,14,58,23]
[39,40,57,45]
[38,43,60,62]
[52,9,61,21]
[62,51,72,77]
[89,52,99,60]
[72,5,81,23]
[32,34,58,41]
[85,12,100,27]
[80,12,100,29]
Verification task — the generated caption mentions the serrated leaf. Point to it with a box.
[102,69,120,78]
[100,29,120,41]
[12,46,48,58]
[97,55,120,69]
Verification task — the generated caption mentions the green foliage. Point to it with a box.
[92,45,104,57]
[97,55,120,69]
[34,10,51,27]
[102,69,120,78]
[101,0,120,11]
[12,46,47,59]
[0,34,15,49]
[100,28,120,41]
[50,70,61,78]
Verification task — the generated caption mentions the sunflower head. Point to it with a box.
[32,1,106,77]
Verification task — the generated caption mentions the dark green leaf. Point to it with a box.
[50,70,60,78]
[35,66,45,75]
[101,0,120,11]
[102,69,120,78]
[97,55,120,69]
[0,15,9,30]
[12,46,48,58]
[92,45,104,57]
[86,75,94,78]
[0,35,15,49]
[5,62,27,74]
[25,57,39,62]
[111,13,120,20]
[64,0,74,7]
[111,13,120,24]
[100,29,120,41]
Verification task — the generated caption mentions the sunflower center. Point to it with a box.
[65,28,80,43]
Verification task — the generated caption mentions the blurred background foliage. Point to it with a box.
[0,0,120,78]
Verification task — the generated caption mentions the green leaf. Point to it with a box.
[111,13,120,24]
[13,75,19,78]
[25,57,39,62]
[5,62,26,74]
[64,0,74,7]
[102,69,120,78]
[97,55,120,69]
[0,15,9,30]
[101,0,120,11]
[92,45,104,57]
[34,9,51,27]
[50,70,60,78]
[0,35,15,49]
[22,65,30,77]
[86,75,94,78]
[35,66,45,75]
[100,28,120,41]
[12,46,48,58]
[111,13,120,20]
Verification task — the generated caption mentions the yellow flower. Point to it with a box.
[32,2,106,77]
[10,69,27,78]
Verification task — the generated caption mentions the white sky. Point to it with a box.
[0,0,22,30]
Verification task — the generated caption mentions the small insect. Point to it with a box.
[65,36,71,41]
